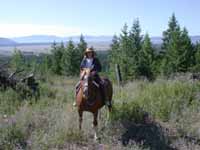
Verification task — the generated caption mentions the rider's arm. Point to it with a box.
[91,58,102,75]
[95,58,102,72]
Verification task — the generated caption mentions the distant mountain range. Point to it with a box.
[12,35,113,44]
[0,38,17,46]
[0,35,200,46]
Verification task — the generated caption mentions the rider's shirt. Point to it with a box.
[80,57,102,72]
[85,58,93,69]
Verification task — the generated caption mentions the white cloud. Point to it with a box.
[0,24,81,37]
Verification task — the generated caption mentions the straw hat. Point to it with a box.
[84,47,94,54]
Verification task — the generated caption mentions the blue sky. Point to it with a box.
[0,0,199,37]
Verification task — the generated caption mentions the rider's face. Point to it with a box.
[87,52,93,58]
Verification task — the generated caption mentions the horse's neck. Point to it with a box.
[89,80,100,97]
[80,70,90,79]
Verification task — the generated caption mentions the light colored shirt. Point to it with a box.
[86,58,93,68]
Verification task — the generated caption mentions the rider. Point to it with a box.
[74,47,110,107]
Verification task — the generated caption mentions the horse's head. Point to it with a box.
[80,68,95,99]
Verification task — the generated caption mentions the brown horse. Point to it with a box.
[76,68,113,140]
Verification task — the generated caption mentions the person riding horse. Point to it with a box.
[74,47,111,107]
[75,47,113,139]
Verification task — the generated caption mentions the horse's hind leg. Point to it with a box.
[93,111,99,141]
[78,110,83,130]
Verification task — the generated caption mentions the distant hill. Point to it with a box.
[1,35,200,55]
[0,38,17,46]
[12,35,113,43]
[151,36,200,44]
[190,36,200,43]
[11,35,200,45]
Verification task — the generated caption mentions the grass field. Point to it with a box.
[1,75,200,149]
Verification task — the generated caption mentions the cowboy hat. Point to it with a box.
[84,47,94,54]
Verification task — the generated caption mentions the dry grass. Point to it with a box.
[1,76,200,149]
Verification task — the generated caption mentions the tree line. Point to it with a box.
[9,13,200,81]
[10,35,87,76]
[109,13,200,81]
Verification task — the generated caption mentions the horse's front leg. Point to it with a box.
[93,111,99,141]
[78,110,83,130]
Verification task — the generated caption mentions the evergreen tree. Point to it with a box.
[179,27,195,71]
[109,20,144,80]
[108,35,120,78]
[129,19,143,78]
[109,35,120,65]
[138,33,155,79]
[10,49,25,70]
[161,13,194,74]
[119,23,133,80]
[129,19,143,51]
[77,34,87,58]
[39,54,52,75]
[76,34,87,67]
[194,42,200,71]
[61,40,79,76]
[51,42,64,75]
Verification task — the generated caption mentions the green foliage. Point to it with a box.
[134,80,199,121]
[161,14,194,75]
[193,42,200,71]
[110,78,200,123]
[138,33,155,80]
[109,35,120,78]
[10,49,25,70]
[0,89,21,114]
[75,34,87,73]
[45,36,88,76]
[61,40,79,76]
[1,76,200,149]
[51,42,65,75]
[38,54,52,76]
[110,102,145,123]
[77,34,87,60]
[109,20,155,81]
[0,124,27,150]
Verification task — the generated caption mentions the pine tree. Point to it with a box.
[76,34,87,67]
[61,40,79,76]
[138,33,155,79]
[109,20,144,80]
[109,35,120,65]
[51,42,64,75]
[77,34,87,58]
[129,19,143,78]
[194,42,200,71]
[10,49,25,70]
[129,19,143,51]
[161,13,194,74]
[108,35,120,78]
[119,23,133,80]
[39,54,52,75]
[179,27,195,71]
